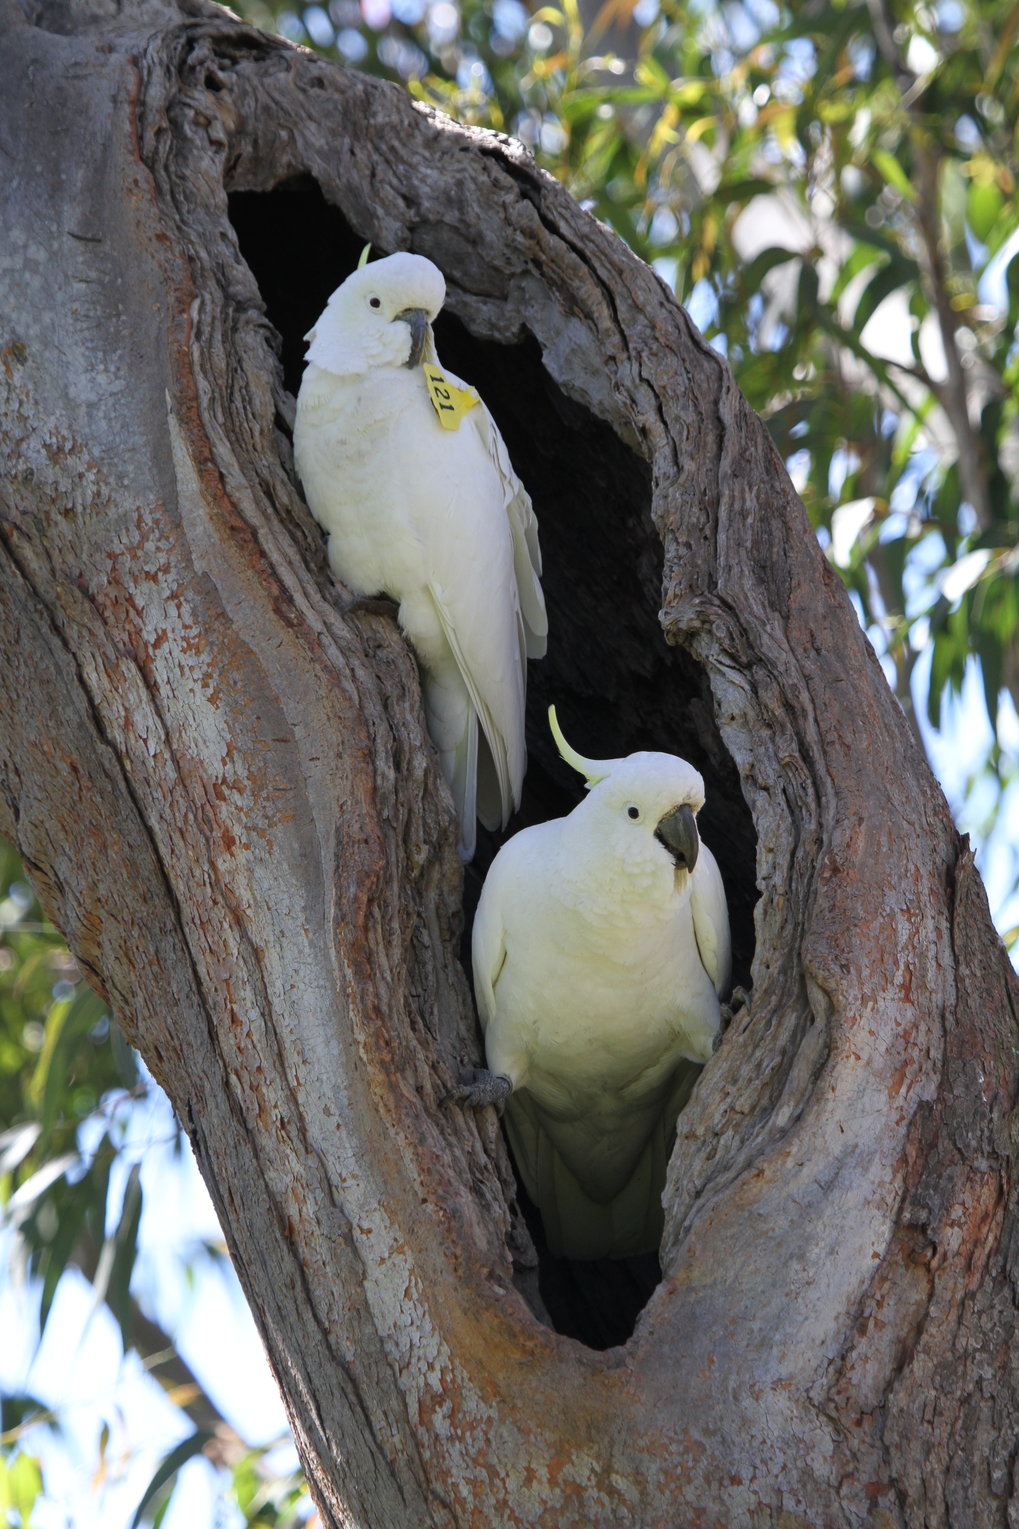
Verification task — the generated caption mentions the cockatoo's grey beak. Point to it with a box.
[655,803,699,872]
[398,307,429,368]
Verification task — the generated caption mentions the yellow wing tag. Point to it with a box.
[423,364,481,431]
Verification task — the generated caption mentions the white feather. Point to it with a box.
[472,743,731,1258]
[293,252,546,859]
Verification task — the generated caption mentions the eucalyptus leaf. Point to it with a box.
[129,1431,213,1529]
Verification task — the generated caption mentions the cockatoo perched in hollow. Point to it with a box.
[449,708,732,1260]
[293,250,547,861]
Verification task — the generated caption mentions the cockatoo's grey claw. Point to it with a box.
[442,1069,513,1111]
[717,985,751,1044]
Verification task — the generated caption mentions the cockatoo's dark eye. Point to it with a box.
[368,295,382,310]
[626,804,642,822]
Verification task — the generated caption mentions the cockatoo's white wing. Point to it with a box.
[470,827,549,1080]
[422,523,526,835]
[470,864,506,1037]
[690,841,732,997]
[461,394,547,663]
[411,372,544,833]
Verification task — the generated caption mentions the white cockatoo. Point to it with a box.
[293,250,547,861]
[451,708,732,1259]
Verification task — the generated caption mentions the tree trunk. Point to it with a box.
[1,3,1016,1524]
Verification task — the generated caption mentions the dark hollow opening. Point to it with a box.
[228,176,757,1351]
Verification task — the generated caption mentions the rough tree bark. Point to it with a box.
[1,1,1017,1525]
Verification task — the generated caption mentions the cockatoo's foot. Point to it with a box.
[442,1069,513,1110]
[341,594,400,620]
[714,985,751,1050]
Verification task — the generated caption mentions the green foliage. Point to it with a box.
[0,841,129,1133]
[0,841,311,1527]
[229,1449,311,1528]
[129,1432,215,1529]
[0,1447,43,1528]
[0,1391,58,1526]
[0,839,141,1331]
[128,1435,308,1529]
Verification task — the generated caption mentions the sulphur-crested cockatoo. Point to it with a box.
[293,250,547,861]
[450,708,731,1259]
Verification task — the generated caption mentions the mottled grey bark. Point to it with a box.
[1,2,1016,1525]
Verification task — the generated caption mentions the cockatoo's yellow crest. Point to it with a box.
[548,705,612,788]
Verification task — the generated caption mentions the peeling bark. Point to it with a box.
[1,2,1017,1525]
